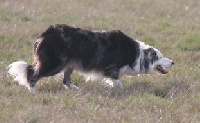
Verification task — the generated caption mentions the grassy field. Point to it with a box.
[0,0,200,122]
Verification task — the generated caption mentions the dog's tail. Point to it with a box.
[8,37,43,92]
[8,61,34,91]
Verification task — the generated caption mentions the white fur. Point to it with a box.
[158,57,173,68]
[7,61,30,90]
[119,65,137,76]
[154,50,174,68]
[78,71,124,88]
[77,71,103,82]
[64,84,79,90]
[136,40,151,50]
[104,78,123,88]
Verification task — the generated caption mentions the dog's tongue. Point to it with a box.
[156,65,168,74]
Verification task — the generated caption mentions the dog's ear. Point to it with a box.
[144,48,156,55]
[143,48,158,61]
[143,48,151,55]
[149,48,157,57]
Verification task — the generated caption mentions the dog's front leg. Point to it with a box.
[105,78,123,88]
[63,68,79,90]
[103,69,123,88]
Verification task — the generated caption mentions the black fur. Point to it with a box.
[29,24,140,88]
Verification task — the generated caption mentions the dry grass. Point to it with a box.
[1,0,200,122]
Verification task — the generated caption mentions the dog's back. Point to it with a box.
[37,24,140,71]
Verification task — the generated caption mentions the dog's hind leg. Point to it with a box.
[27,59,67,92]
[63,68,79,90]
[27,66,38,93]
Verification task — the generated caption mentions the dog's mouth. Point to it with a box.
[155,65,168,74]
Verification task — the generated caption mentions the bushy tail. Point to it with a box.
[8,61,31,90]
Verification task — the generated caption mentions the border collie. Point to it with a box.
[8,24,174,92]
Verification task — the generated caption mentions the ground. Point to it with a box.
[0,0,200,122]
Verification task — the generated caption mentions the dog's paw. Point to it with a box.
[64,84,79,90]
[104,78,123,89]
[28,86,36,94]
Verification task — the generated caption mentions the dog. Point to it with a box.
[8,24,174,92]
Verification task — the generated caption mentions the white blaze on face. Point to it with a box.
[154,50,174,68]
[157,57,174,68]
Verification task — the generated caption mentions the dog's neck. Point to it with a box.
[132,40,152,74]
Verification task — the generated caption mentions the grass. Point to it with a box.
[1,0,200,122]
[178,32,200,51]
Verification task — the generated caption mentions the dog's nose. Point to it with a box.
[172,62,174,65]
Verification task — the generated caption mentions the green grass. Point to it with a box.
[1,0,200,122]
[179,32,200,51]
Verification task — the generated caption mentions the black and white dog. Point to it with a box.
[8,24,174,92]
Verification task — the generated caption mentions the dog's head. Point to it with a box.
[142,47,174,74]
